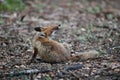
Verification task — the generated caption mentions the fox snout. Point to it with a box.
[56,24,61,30]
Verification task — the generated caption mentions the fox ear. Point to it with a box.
[34,27,41,32]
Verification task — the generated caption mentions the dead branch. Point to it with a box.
[0,64,83,78]
[94,24,120,33]
[0,69,51,78]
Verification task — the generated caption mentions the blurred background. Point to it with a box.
[0,0,120,80]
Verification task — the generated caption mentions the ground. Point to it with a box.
[0,0,120,80]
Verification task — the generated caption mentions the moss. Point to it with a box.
[0,0,25,11]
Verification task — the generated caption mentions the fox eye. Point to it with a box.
[39,32,45,37]
[34,27,41,32]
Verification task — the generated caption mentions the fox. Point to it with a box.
[28,25,61,64]
[27,25,99,64]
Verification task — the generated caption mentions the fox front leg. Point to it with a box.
[27,47,38,64]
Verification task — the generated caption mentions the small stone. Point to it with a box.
[81,28,86,31]
[15,65,20,68]
[20,65,26,68]
[37,73,42,79]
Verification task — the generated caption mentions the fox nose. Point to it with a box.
[56,24,61,30]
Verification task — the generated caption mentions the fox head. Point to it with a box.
[34,24,60,38]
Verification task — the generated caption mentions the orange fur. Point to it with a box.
[27,25,99,64]
[33,34,70,63]
[34,24,60,38]
[27,25,61,64]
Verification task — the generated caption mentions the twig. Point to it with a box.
[112,65,120,69]
[0,14,15,19]
[94,24,120,33]
[0,64,84,78]
[0,69,51,78]
[99,72,120,77]
[63,64,84,71]
[69,71,80,79]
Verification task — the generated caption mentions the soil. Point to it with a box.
[0,0,120,80]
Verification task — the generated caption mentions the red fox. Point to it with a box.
[28,25,99,64]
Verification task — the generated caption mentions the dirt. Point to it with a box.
[0,0,120,80]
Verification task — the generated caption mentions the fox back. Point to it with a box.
[34,34,70,63]
[28,25,99,64]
